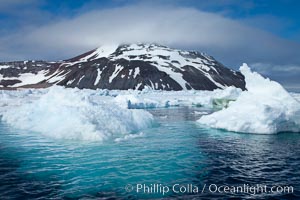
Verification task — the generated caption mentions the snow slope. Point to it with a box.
[198,63,300,134]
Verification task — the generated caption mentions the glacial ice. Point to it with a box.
[0,87,153,141]
[198,63,300,134]
[113,86,242,109]
[0,86,243,141]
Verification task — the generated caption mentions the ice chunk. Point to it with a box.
[198,63,300,134]
[212,98,235,110]
[114,94,161,109]
[113,86,242,109]
[1,86,153,141]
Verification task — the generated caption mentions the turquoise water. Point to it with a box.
[0,107,300,199]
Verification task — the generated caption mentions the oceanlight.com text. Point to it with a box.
[125,183,294,196]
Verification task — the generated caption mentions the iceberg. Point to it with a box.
[198,63,300,134]
[212,98,235,110]
[113,86,242,109]
[1,87,153,141]
[0,86,243,142]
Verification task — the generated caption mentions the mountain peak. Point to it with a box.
[0,43,245,91]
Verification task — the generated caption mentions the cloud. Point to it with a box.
[1,4,300,70]
[0,0,50,36]
[0,0,40,11]
[251,63,300,74]
[249,62,300,89]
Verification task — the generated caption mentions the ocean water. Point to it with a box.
[0,107,300,199]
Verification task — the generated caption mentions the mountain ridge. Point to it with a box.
[0,43,245,90]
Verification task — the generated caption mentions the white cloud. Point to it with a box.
[1,4,300,69]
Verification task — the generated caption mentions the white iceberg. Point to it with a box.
[0,85,243,142]
[1,86,153,141]
[198,63,300,134]
[113,86,242,109]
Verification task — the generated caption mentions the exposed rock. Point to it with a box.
[0,43,245,90]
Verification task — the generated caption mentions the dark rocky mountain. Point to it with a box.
[0,43,245,90]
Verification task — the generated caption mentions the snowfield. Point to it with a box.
[0,63,299,140]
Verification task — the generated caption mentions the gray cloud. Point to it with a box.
[249,62,300,90]
[251,63,300,74]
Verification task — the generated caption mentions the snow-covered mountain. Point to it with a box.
[0,43,245,90]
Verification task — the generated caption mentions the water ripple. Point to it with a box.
[0,108,300,199]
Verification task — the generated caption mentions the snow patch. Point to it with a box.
[11,70,48,87]
[109,65,123,83]
[94,68,102,85]
[0,65,11,69]
[93,44,119,59]
[134,67,140,78]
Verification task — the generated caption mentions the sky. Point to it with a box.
[0,0,300,89]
